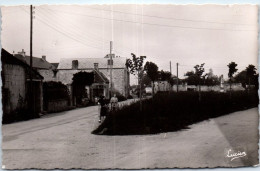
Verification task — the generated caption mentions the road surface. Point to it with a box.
[2,105,259,169]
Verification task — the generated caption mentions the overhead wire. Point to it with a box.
[78,5,256,26]
[41,8,256,32]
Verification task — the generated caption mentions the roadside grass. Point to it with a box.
[92,91,258,135]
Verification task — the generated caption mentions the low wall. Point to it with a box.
[171,84,245,92]
[47,99,69,113]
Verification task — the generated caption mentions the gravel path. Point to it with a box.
[2,105,258,169]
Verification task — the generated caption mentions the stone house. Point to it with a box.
[57,56,130,98]
[77,67,110,106]
[1,49,43,122]
[14,49,57,82]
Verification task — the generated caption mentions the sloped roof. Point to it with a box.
[1,49,43,79]
[58,57,127,69]
[51,63,59,68]
[94,69,109,84]
[14,54,56,70]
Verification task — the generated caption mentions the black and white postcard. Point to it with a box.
[1,4,259,169]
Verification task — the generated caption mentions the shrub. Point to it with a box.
[127,95,133,99]
[92,91,258,135]
[43,81,70,110]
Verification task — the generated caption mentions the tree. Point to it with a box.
[194,63,205,101]
[184,71,198,85]
[234,70,247,88]
[234,65,257,90]
[126,53,146,110]
[157,70,172,91]
[204,69,220,86]
[158,70,172,81]
[72,71,94,105]
[141,74,152,87]
[246,64,257,87]
[144,61,158,95]
[227,62,238,92]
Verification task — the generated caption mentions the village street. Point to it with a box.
[2,104,259,169]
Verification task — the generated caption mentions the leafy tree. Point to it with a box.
[126,53,146,109]
[158,70,171,81]
[144,61,159,95]
[246,64,257,86]
[234,65,258,90]
[194,63,205,101]
[72,71,94,105]
[204,69,220,86]
[157,70,173,92]
[184,71,199,85]
[234,70,247,88]
[227,62,238,91]
[141,74,152,87]
[126,53,146,79]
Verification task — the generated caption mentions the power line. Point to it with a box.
[36,8,109,49]
[21,7,110,52]
[35,6,133,56]
[41,8,256,32]
[39,6,135,53]
[38,6,111,46]
[80,6,255,26]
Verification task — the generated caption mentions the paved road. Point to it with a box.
[2,105,259,169]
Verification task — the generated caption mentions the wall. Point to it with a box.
[38,69,57,82]
[154,81,171,93]
[99,68,129,97]
[2,64,26,114]
[171,83,245,92]
[47,99,69,113]
[56,68,129,97]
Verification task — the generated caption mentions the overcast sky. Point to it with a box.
[1,4,258,84]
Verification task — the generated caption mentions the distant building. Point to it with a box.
[57,55,130,97]
[1,49,43,122]
[14,49,57,82]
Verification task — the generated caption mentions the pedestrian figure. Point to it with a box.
[98,96,107,123]
[110,94,119,112]
[94,96,99,105]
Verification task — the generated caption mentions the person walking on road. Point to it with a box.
[98,96,107,123]
[110,94,119,112]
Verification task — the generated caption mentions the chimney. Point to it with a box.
[42,55,46,61]
[94,63,99,70]
[18,49,26,57]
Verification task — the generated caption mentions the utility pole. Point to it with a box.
[109,41,113,98]
[170,61,172,74]
[177,63,179,92]
[30,5,34,115]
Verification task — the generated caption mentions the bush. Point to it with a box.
[127,95,133,99]
[43,81,70,110]
[92,91,258,135]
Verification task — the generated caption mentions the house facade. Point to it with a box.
[57,56,130,98]
[15,49,57,82]
[1,49,43,122]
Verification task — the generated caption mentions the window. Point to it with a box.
[72,60,78,69]
[107,59,113,65]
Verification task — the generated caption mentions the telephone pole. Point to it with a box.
[170,61,172,74]
[177,63,179,92]
[109,41,113,98]
[30,5,34,114]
